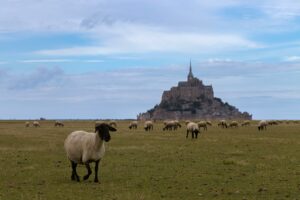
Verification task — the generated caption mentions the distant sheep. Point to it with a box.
[197,121,207,131]
[206,121,212,126]
[33,121,40,127]
[64,123,117,182]
[241,120,250,126]
[163,120,181,131]
[229,121,239,128]
[144,121,154,131]
[218,120,227,128]
[55,120,64,127]
[129,121,138,129]
[109,121,117,128]
[25,121,30,127]
[186,122,200,139]
[258,120,267,131]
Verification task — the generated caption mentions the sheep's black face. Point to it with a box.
[95,123,117,142]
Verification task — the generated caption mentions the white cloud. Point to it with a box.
[35,24,260,56]
[20,59,73,63]
[284,56,300,62]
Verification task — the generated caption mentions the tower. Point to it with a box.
[187,60,194,81]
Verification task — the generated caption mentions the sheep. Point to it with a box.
[64,123,117,183]
[25,121,30,127]
[186,122,200,139]
[109,121,117,128]
[218,120,227,128]
[54,120,64,127]
[197,121,207,131]
[163,120,181,131]
[33,121,40,127]
[206,121,212,126]
[241,120,250,126]
[129,121,138,129]
[229,121,239,128]
[258,120,267,131]
[144,121,154,131]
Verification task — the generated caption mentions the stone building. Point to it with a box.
[137,62,252,120]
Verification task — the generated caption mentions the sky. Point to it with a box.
[0,0,300,119]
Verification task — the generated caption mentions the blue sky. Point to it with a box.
[1,0,300,119]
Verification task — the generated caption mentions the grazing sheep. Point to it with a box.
[163,120,181,131]
[229,121,239,128]
[109,121,117,128]
[144,121,154,131]
[206,121,212,126]
[241,120,250,126]
[218,120,227,128]
[129,121,138,129]
[64,123,117,183]
[25,121,30,127]
[186,122,200,139]
[198,121,208,131]
[33,121,40,127]
[55,120,64,127]
[258,120,267,131]
[268,120,278,125]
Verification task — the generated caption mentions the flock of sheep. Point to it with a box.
[22,118,292,183]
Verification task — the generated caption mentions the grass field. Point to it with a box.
[0,120,300,200]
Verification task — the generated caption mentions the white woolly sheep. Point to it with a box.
[186,122,200,139]
[163,120,181,131]
[229,121,239,128]
[206,121,212,126]
[129,121,138,129]
[54,120,64,127]
[25,121,30,127]
[33,121,40,127]
[197,121,207,131]
[258,120,267,131]
[64,123,117,183]
[241,120,250,126]
[144,121,154,131]
[109,121,117,127]
[218,120,227,128]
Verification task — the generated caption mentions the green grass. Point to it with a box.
[0,120,300,200]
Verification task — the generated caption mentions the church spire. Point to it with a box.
[187,59,194,81]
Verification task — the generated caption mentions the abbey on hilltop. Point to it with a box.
[137,61,252,120]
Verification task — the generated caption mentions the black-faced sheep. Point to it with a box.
[144,121,154,131]
[186,122,200,139]
[54,120,64,127]
[109,121,117,128]
[241,120,250,126]
[33,121,40,127]
[229,121,239,128]
[198,121,208,131]
[218,120,227,128]
[25,121,30,127]
[163,120,181,131]
[258,120,267,131]
[64,123,117,183]
[129,121,138,129]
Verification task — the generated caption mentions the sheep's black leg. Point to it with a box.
[71,161,80,182]
[192,132,194,139]
[94,160,101,183]
[83,163,92,180]
[186,130,189,138]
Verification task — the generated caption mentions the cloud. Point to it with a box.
[20,59,73,63]
[284,56,300,62]
[8,67,64,90]
[35,24,260,56]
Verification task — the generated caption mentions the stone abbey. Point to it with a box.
[137,62,252,120]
